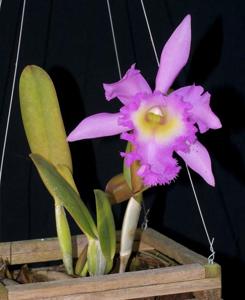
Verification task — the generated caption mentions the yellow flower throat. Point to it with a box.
[134,105,183,143]
[145,106,166,125]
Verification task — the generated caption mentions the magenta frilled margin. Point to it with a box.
[67,15,221,187]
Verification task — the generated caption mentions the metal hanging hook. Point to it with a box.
[208,237,215,264]
[141,205,150,231]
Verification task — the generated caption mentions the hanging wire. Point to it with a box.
[106,0,122,79]
[106,0,150,230]
[0,0,27,192]
[140,0,160,66]
[140,0,215,263]
[186,166,215,264]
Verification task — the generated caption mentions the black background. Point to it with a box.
[0,1,245,298]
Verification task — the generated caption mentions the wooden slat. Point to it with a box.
[0,242,10,261]
[0,230,153,265]
[141,228,207,265]
[58,279,220,300]
[6,264,205,300]
[0,235,87,265]
[194,288,222,299]
[7,277,220,300]
[0,283,8,300]
[0,228,208,266]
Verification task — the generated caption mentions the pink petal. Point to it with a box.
[155,15,191,94]
[176,141,215,186]
[172,85,222,133]
[67,113,131,142]
[103,64,151,105]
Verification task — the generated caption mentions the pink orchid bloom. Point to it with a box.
[67,15,221,187]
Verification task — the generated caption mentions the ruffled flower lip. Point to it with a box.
[118,91,199,186]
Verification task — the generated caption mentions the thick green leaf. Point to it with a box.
[19,65,72,171]
[80,261,88,277]
[75,244,88,276]
[56,164,79,194]
[19,65,75,275]
[94,189,116,265]
[54,202,73,275]
[123,142,144,193]
[123,142,132,190]
[55,164,81,271]
[30,153,98,239]
[87,238,106,276]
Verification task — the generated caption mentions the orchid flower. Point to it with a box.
[67,15,221,187]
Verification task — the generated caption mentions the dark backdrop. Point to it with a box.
[0,1,245,298]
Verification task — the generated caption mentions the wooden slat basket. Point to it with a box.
[0,228,221,300]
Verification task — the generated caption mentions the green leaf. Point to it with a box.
[19,65,72,171]
[94,189,116,267]
[123,142,132,190]
[19,65,76,275]
[56,164,79,194]
[94,190,116,274]
[54,202,73,275]
[80,261,88,277]
[30,153,98,239]
[75,244,88,276]
[123,142,144,194]
[87,238,106,276]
